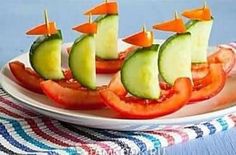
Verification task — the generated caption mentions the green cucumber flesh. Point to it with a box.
[29,30,64,80]
[186,18,213,63]
[121,44,160,99]
[159,33,192,85]
[95,15,119,59]
[69,35,96,90]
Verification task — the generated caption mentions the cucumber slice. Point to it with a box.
[95,15,119,59]
[186,18,213,63]
[29,30,64,80]
[159,33,192,85]
[121,44,160,99]
[69,35,96,90]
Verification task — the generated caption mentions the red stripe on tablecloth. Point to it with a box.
[0,105,91,153]
[0,105,76,147]
[41,118,94,154]
[150,131,175,145]
[0,96,37,117]
[0,102,93,153]
[0,106,24,119]
[24,118,71,147]
[163,129,189,142]
[0,95,111,153]
[229,114,236,125]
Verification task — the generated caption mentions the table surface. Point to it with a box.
[1,0,236,154]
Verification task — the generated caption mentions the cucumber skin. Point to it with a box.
[94,15,119,59]
[30,30,62,53]
[159,32,192,85]
[186,18,213,63]
[121,44,161,99]
[69,35,96,90]
[29,30,64,80]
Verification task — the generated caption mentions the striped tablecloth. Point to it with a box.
[0,43,236,155]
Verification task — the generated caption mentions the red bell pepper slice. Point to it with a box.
[95,58,124,74]
[208,47,235,74]
[190,64,226,102]
[95,46,137,73]
[160,64,226,103]
[9,61,44,93]
[108,72,127,97]
[9,61,79,94]
[100,78,192,119]
[192,46,235,80]
[40,80,106,110]
[67,45,137,74]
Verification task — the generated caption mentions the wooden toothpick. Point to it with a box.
[203,1,207,9]
[142,24,146,32]
[175,11,179,19]
[44,9,50,36]
[89,13,92,23]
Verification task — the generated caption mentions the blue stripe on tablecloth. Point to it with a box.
[132,132,162,148]
[184,126,204,138]
[0,137,22,155]
[61,122,133,154]
[94,129,148,153]
[216,118,229,131]
[0,122,36,153]
[0,117,77,154]
[202,122,217,135]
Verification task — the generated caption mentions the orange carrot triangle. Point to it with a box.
[26,22,57,35]
[72,22,97,34]
[182,7,212,21]
[123,30,154,47]
[84,1,118,15]
[153,18,186,33]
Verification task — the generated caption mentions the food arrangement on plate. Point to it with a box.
[8,1,236,119]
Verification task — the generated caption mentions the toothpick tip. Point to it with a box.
[142,24,146,32]
[175,11,179,19]
[88,14,93,23]
[44,9,50,36]
[204,1,207,8]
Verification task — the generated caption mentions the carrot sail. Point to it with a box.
[153,18,186,33]
[26,22,57,35]
[182,6,212,21]
[73,23,97,34]
[84,1,118,15]
[123,28,153,47]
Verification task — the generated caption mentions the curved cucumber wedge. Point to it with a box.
[186,18,213,63]
[95,15,119,59]
[29,30,64,80]
[69,35,96,90]
[121,44,160,99]
[159,33,192,85]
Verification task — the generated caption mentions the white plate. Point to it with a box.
[1,40,236,131]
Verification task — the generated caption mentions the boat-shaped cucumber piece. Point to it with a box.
[121,44,160,99]
[69,35,96,90]
[95,15,119,59]
[159,33,192,85]
[186,18,213,63]
[29,30,64,80]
